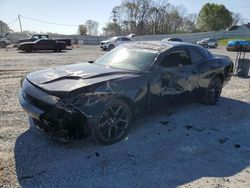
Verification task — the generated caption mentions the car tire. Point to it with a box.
[108,44,115,51]
[92,99,132,145]
[201,76,223,105]
[54,46,61,52]
[26,47,32,53]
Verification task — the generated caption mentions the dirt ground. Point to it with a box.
[0,45,250,188]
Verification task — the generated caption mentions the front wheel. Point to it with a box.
[201,76,223,105]
[26,47,32,53]
[108,44,115,51]
[92,99,132,145]
[0,42,6,48]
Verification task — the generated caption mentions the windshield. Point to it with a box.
[94,46,158,71]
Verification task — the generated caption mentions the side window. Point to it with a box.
[159,50,192,68]
[189,48,204,64]
[32,36,39,40]
[116,38,121,42]
[122,37,131,41]
[41,36,48,39]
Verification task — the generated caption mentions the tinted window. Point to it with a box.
[32,36,39,40]
[189,48,204,64]
[41,36,48,39]
[199,47,213,58]
[160,50,192,68]
[116,38,122,42]
[122,37,131,41]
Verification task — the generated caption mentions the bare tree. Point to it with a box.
[85,20,99,36]
[232,13,246,25]
[103,0,197,35]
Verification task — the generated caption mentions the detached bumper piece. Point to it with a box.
[19,79,88,141]
[39,107,87,140]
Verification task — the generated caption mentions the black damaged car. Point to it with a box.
[19,41,233,145]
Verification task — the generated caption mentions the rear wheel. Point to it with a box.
[201,76,223,105]
[54,46,61,52]
[92,99,132,145]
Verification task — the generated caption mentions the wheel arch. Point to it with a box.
[113,96,137,119]
[215,73,224,82]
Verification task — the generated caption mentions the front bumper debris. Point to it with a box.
[19,80,92,140]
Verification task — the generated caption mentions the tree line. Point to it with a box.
[78,0,246,36]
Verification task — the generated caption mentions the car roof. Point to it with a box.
[122,41,199,52]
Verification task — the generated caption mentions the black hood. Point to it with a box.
[26,63,134,93]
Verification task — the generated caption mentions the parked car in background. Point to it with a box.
[162,37,183,42]
[226,40,250,52]
[19,41,233,145]
[18,34,72,46]
[0,33,11,48]
[18,39,66,52]
[100,36,132,50]
[197,38,217,48]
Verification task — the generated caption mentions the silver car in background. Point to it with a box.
[197,38,218,48]
[100,36,133,51]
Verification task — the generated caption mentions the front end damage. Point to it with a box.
[19,78,111,141]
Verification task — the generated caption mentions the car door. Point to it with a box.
[34,40,54,50]
[114,37,122,46]
[121,37,131,45]
[33,40,46,50]
[149,47,200,109]
[44,40,56,50]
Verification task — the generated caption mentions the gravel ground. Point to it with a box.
[0,46,250,188]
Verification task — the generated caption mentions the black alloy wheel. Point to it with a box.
[202,77,223,105]
[93,99,132,145]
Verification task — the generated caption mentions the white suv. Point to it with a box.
[100,36,132,50]
[197,38,218,48]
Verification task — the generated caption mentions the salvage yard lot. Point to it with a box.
[0,46,250,188]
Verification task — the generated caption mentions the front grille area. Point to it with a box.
[21,79,88,139]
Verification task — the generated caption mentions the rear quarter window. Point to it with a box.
[198,47,213,58]
[189,48,205,63]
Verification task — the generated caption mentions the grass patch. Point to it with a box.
[218,38,250,46]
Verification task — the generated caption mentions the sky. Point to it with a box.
[0,0,249,35]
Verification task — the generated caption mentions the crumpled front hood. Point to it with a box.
[26,63,134,93]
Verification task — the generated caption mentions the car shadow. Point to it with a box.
[14,97,250,187]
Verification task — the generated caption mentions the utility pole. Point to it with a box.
[18,14,23,32]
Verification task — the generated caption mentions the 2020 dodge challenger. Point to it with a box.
[19,41,233,145]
